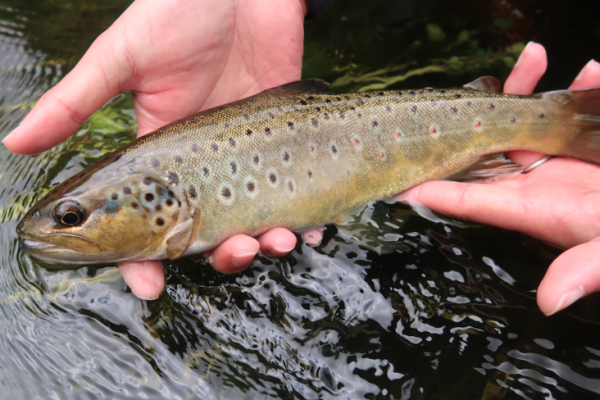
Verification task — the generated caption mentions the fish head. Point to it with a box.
[17,164,183,265]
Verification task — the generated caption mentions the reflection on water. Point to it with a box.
[1,0,600,399]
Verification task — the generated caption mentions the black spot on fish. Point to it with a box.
[114,154,122,162]
[350,106,355,111]
[411,105,417,113]
[131,202,139,209]
[308,96,314,101]
[372,120,379,127]
[315,106,321,112]
[378,91,384,96]
[488,103,496,111]
[426,88,434,93]
[168,172,179,185]
[326,99,332,104]
[269,173,277,183]
[311,119,318,127]
[357,113,362,118]
[440,90,446,94]
[265,127,271,135]
[246,129,253,136]
[283,152,290,162]
[168,190,174,197]
[358,98,364,104]
[539,113,545,118]
[189,186,197,199]
[152,159,160,167]
[175,156,183,164]
[244,114,249,120]
[155,204,162,211]
[145,193,155,202]
[300,99,307,105]
[156,218,164,226]
[467,101,472,106]
[192,144,198,152]
[324,114,330,120]
[225,123,230,128]
[336,96,342,101]
[253,155,260,164]
[143,177,152,185]
[288,181,294,192]
[385,105,391,112]
[202,167,209,176]
[398,92,402,97]
[222,187,232,199]
[230,162,237,174]
[409,91,416,97]
[123,187,131,195]
[111,193,118,200]
[307,170,313,178]
[450,106,458,114]
[268,112,275,119]
[166,199,173,207]
[247,182,255,192]
[339,112,345,119]
[455,93,462,98]
[331,145,337,154]
[365,94,371,98]
[156,187,167,197]
[211,143,218,152]
[288,121,294,130]
[229,138,236,147]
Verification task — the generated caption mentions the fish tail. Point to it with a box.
[556,88,600,164]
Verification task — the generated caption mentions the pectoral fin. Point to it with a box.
[166,218,194,260]
[447,153,523,182]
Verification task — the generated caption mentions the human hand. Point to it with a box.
[401,42,600,315]
[4,0,307,299]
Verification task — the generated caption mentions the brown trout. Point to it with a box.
[17,77,600,264]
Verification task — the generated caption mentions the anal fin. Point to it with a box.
[447,153,523,182]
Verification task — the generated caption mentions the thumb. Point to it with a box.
[3,29,131,155]
[537,237,600,315]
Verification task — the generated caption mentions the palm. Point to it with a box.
[109,0,305,135]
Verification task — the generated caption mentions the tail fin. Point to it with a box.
[560,88,600,165]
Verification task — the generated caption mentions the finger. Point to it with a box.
[3,29,129,154]
[503,42,547,95]
[569,59,600,90]
[258,227,297,257]
[537,238,600,315]
[205,234,260,274]
[119,260,165,300]
[301,226,325,246]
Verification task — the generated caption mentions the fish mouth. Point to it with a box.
[19,235,107,265]
[21,239,59,252]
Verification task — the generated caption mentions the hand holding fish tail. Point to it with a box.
[404,42,600,316]
[4,0,307,299]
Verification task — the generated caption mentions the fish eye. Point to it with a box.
[53,199,86,227]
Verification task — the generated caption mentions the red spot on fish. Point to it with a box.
[474,121,481,128]
[431,127,437,134]
[411,105,417,113]
[354,138,360,145]
[309,146,315,152]
[396,132,402,138]
[380,152,385,158]
[510,117,516,123]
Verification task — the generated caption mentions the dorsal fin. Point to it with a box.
[464,76,501,93]
[261,79,334,95]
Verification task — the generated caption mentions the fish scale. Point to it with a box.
[17,77,600,264]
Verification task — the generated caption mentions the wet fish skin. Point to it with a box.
[16,78,600,264]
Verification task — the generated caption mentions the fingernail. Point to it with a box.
[273,245,295,253]
[2,124,19,144]
[137,294,159,301]
[546,285,585,316]
[574,59,597,81]
[514,41,535,68]
[231,251,256,267]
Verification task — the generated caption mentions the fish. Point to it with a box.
[16,77,600,265]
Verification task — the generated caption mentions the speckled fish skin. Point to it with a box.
[17,78,600,264]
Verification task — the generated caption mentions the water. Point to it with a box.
[1,0,600,398]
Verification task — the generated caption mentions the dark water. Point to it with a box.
[1,1,600,399]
